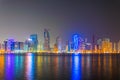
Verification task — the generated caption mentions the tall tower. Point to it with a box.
[44,29,50,51]
[92,34,95,52]
[73,34,79,51]
[113,42,117,53]
[56,36,62,53]
[102,38,112,53]
[30,34,38,52]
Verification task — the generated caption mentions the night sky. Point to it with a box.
[0,0,120,46]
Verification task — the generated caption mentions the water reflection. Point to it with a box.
[0,55,4,80]
[36,56,42,78]
[0,54,119,80]
[72,56,82,80]
[25,54,35,80]
[5,55,14,80]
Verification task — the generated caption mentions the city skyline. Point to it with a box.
[0,1,120,80]
[0,0,120,44]
[0,31,120,54]
[0,28,120,47]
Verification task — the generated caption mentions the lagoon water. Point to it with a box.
[0,54,120,80]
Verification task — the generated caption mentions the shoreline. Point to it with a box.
[0,53,119,56]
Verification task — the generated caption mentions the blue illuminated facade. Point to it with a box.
[4,39,15,52]
[73,34,79,51]
[30,34,38,51]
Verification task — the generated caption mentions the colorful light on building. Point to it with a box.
[73,34,80,51]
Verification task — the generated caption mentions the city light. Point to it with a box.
[28,38,32,41]
[0,29,119,54]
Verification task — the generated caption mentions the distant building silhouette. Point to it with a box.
[56,36,62,52]
[44,29,50,51]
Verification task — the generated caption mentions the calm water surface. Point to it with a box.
[0,54,120,80]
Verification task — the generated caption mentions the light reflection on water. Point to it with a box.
[0,54,119,80]
[72,56,81,80]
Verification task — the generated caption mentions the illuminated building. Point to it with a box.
[117,40,120,53]
[4,39,15,52]
[70,42,74,53]
[65,41,71,53]
[0,43,2,50]
[4,41,7,51]
[0,29,120,54]
[53,43,58,53]
[79,41,85,53]
[68,41,71,52]
[76,37,84,53]
[14,42,24,50]
[97,39,102,53]
[56,36,62,53]
[94,45,98,53]
[92,34,95,53]
[37,41,44,52]
[60,42,66,52]
[24,42,29,52]
[65,41,68,53]
[44,29,50,51]
[30,34,38,52]
[69,41,74,53]
[113,42,117,53]
[85,43,92,53]
[0,43,4,53]
[24,39,31,52]
[101,38,112,53]
[73,34,80,52]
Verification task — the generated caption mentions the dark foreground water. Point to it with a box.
[0,54,120,80]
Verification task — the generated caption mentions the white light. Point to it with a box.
[74,52,79,55]
[28,38,32,41]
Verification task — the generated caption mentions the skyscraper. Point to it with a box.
[113,42,117,53]
[4,39,15,52]
[44,29,50,51]
[73,34,79,52]
[56,36,62,53]
[97,39,102,53]
[30,34,38,52]
[102,38,112,53]
[24,40,29,52]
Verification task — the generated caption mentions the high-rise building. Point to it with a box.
[56,36,62,53]
[97,39,102,49]
[113,42,117,53]
[117,40,120,53]
[14,42,24,50]
[85,43,92,53]
[97,39,102,53]
[102,38,112,53]
[73,34,80,52]
[37,41,43,52]
[92,34,95,52]
[53,43,58,53]
[30,34,38,52]
[24,38,35,52]
[44,29,50,51]
[4,39,15,52]
[65,41,71,53]
[24,40,29,52]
